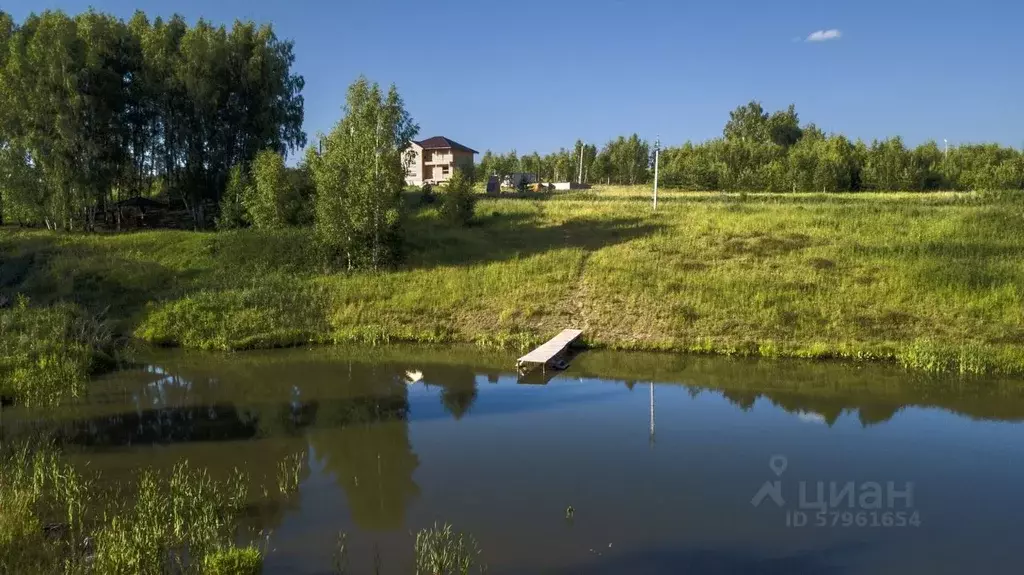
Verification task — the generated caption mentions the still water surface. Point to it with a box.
[6,346,1024,574]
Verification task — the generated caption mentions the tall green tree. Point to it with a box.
[724,101,770,143]
[572,140,598,183]
[244,149,290,230]
[0,9,306,230]
[216,164,248,230]
[311,77,417,270]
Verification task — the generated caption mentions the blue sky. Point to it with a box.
[6,0,1023,156]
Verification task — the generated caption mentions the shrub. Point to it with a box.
[439,169,476,226]
[420,182,436,205]
[202,546,263,575]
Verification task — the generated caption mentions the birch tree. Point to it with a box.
[311,77,418,270]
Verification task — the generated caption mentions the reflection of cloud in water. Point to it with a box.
[796,411,826,424]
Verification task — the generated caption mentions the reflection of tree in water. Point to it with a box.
[856,403,902,427]
[44,371,322,447]
[721,389,759,412]
[705,385,904,427]
[307,362,419,531]
[423,364,479,420]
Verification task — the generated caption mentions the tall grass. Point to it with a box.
[414,523,484,575]
[0,441,260,574]
[277,451,305,495]
[0,297,97,407]
[4,187,1024,377]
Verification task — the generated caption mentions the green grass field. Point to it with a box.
[3,186,1024,400]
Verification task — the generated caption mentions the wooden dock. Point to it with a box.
[516,329,583,372]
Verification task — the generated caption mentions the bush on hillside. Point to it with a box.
[439,169,476,226]
[420,183,436,205]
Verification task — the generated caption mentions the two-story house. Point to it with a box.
[404,137,478,186]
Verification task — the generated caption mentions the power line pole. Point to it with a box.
[652,136,660,211]
[578,143,585,184]
[649,382,656,446]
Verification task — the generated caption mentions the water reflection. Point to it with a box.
[421,364,480,420]
[6,346,1024,574]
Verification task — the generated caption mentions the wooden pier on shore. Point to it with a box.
[516,329,583,373]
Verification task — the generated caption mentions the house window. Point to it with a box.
[442,166,450,176]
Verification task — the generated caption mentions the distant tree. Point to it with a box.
[908,141,945,191]
[285,163,315,225]
[572,140,598,183]
[863,137,912,191]
[767,105,803,148]
[439,168,476,226]
[476,150,495,178]
[489,150,518,182]
[521,151,543,178]
[311,77,417,270]
[591,150,613,184]
[245,150,292,229]
[217,164,249,230]
[724,101,770,143]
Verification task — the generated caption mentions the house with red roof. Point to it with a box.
[404,136,478,186]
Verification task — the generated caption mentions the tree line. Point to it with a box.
[0,9,305,229]
[0,9,473,272]
[478,101,1024,192]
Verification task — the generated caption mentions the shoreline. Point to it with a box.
[3,188,1024,407]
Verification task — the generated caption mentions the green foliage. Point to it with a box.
[201,547,263,575]
[420,182,436,205]
[0,298,94,407]
[311,77,418,270]
[0,441,255,574]
[483,101,1023,193]
[440,169,476,226]
[245,149,292,230]
[478,142,596,186]
[92,462,249,575]
[414,523,483,575]
[7,190,1024,377]
[217,165,249,230]
[0,9,305,230]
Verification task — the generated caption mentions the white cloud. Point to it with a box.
[796,411,827,424]
[806,29,842,42]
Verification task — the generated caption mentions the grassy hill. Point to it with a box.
[3,186,1024,404]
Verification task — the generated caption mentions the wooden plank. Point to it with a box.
[517,329,583,368]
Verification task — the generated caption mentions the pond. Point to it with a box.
[5,345,1024,574]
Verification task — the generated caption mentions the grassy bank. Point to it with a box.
[3,187,1024,390]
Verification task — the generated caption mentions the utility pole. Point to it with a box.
[577,143,585,184]
[649,382,656,446]
[943,139,948,159]
[652,136,660,211]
